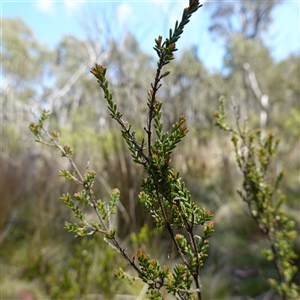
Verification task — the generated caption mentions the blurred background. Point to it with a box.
[1,1,299,299]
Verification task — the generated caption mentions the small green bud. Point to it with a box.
[160,71,171,78]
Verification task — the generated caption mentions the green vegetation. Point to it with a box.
[215,97,299,299]
[2,1,299,299]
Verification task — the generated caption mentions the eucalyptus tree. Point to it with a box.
[2,18,53,149]
[208,0,282,41]
[207,0,283,131]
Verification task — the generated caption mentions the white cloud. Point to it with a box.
[64,0,86,14]
[116,3,133,28]
[36,0,55,15]
[36,0,86,17]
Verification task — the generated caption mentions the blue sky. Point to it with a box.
[2,1,300,71]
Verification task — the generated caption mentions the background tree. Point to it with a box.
[208,0,282,40]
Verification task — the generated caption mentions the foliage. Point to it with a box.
[45,238,123,299]
[29,1,217,299]
[215,97,299,300]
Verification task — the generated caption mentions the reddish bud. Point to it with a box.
[158,35,162,46]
